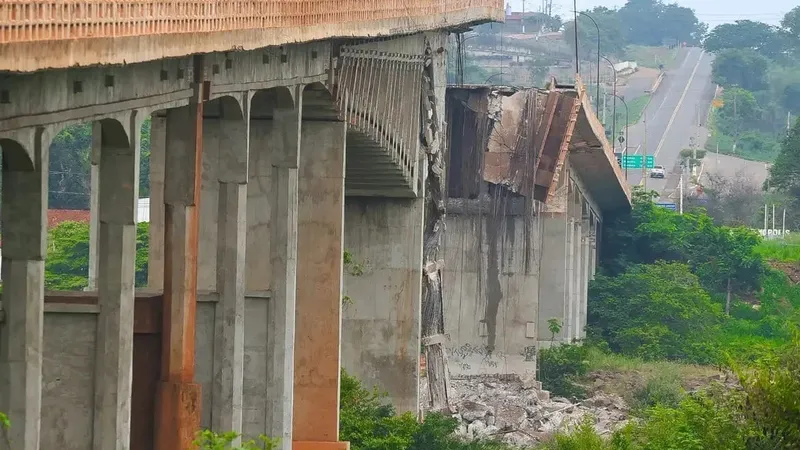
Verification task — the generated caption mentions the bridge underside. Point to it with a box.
[0,31,447,450]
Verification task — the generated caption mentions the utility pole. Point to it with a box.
[602,83,607,127]
[679,163,684,214]
[643,109,648,191]
[783,208,787,237]
[522,0,526,33]
[773,203,776,232]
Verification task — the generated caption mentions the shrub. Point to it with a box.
[632,370,684,411]
[739,334,800,448]
[193,430,279,450]
[588,262,722,364]
[538,344,589,399]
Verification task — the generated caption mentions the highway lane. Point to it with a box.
[617,47,716,199]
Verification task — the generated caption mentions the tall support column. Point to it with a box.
[93,115,141,450]
[293,118,348,450]
[537,212,569,347]
[155,65,205,450]
[0,129,48,450]
[268,95,302,450]
[573,219,583,342]
[580,216,591,340]
[210,97,250,438]
[565,217,576,342]
[87,124,102,290]
[148,114,167,290]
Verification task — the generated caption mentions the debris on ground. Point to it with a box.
[420,376,630,447]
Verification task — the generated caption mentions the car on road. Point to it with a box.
[650,165,666,178]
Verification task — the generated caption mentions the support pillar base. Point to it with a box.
[155,381,202,450]
[293,441,350,450]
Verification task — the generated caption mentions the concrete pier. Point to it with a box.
[93,116,141,450]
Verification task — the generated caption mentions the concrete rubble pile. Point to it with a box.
[421,376,630,447]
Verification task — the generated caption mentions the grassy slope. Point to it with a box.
[624,45,679,70]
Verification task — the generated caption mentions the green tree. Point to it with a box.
[704,20,788,60]
[47,119,152,210]
[768,117,800,198]
[44,221,150,290]
[587,262,722,363]
[601,188,764,297]
[618,0,704,47]
[711,49,769,92]
[563,7,627,59]
[49,123,91,210]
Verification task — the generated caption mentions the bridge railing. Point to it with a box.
[0,0,501,44]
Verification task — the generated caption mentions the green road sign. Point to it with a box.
[620,155,655,169]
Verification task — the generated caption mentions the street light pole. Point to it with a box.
[601,55,617,151]
[573,0,579,77]
[608,93,629,180]
[578,11,600,112]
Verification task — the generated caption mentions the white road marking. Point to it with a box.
[654,51,705,158]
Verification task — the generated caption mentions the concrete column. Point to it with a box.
[87,125,101,290]
[537,213,569,347]
[341,196,425,414]
[580,219,591,339]
[0,129,48,450]
[148,114,167,290]
[210,99,250,438]
[267,101,302,449]
[565,218,576,342]
[93,116,141,450]
[156,101,203,450]
[293,119,348,450]
[572,220,583,342]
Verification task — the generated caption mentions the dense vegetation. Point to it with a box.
[46,120,151,210]
[704,8,800,164]
[44,221,150,290]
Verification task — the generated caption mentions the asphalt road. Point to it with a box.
[616,47,717,200]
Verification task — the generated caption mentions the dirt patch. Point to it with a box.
[770,261,800,284]
[580,365,734,407]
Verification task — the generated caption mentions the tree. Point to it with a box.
[563,7,626,59]
[601,187,765,298]
[711,49,769,92]
[768,117,800,198]
[714,87,761,139]
[704,20,788,60]
[49,123,92,210]
[700,170,766,228]
[588,261,722,363]
[618,0,704,47]
[45,221,150,290]
[48,120,152,210]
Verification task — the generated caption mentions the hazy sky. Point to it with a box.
[507,0,795,26]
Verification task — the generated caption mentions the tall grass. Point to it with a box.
[755,235,800,262]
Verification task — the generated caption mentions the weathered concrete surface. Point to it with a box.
[293,119,347,446]
[0,131,50,450]
[342,197,425,414]
[93,116,141,450]
[442,195,541,377]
